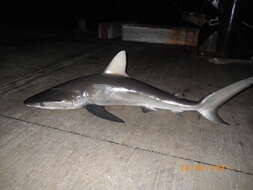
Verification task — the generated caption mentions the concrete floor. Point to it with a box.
[0,37,253,189]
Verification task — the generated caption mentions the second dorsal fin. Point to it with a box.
[104,50,128,77]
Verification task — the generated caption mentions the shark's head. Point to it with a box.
[24,50,127,110]
[24,87,86,109]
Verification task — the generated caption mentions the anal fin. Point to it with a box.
[86,104,124,123]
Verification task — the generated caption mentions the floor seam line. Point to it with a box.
[0,47,106,95]
[0,113,252,176]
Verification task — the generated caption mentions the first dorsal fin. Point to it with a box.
[104,50,128,77]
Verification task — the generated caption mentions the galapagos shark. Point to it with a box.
[24,51,253,125]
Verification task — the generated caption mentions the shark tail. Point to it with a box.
[197,76,253,125]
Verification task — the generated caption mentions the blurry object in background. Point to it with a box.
[209,0,219,9]
[98,22,122,40]
[208,16,219,26]
[77,18,87,31]
[217,0,252,59]
[191,0,220,56]
[182,0,253,61]
[122,24,199,47]
[199,31,218,55]
[182,12,207,27]
[209,57,253,65]
[241,20,253,30]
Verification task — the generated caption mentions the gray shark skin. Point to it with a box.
[24,51,253,125]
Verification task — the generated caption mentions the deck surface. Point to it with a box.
[0,36,253,190]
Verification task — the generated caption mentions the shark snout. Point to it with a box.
[24,89,55,108]
[24,89,82,109]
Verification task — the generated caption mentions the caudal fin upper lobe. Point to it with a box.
[197,76,253,125]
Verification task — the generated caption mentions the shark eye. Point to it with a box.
[40,102,45,106]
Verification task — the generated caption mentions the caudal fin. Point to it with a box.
[197,76,253,125]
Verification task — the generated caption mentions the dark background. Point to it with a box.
[1,1,251,30]
[1,0,252,58]
[1,1,211,29]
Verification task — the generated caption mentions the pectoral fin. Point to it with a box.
[86,105,124,123]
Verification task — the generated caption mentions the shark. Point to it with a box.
[24,50,253,125]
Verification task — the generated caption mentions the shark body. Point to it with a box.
[24,51,253,125]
